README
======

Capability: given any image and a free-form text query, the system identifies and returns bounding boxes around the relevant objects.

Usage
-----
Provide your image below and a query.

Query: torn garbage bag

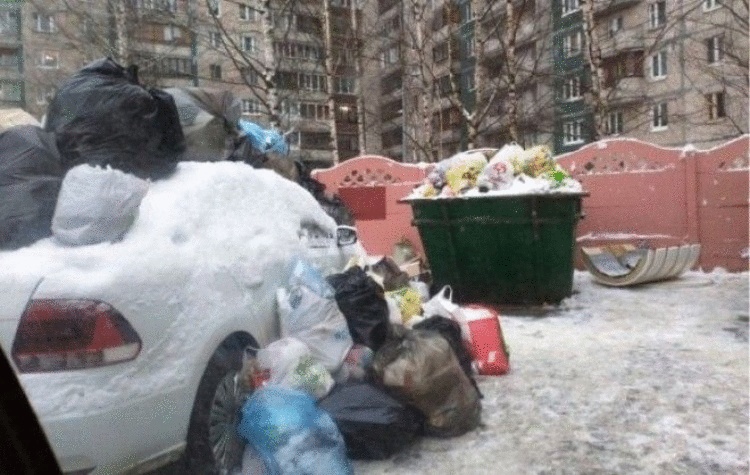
[326,266,390,351]
[318,381,424,460]
[237,386,353,475]
[51,164,149,246]
[44,57,185,180]
[0,125,63,250]
[372,326,481,438]
[256,337,334,400]
[277,259,353,372]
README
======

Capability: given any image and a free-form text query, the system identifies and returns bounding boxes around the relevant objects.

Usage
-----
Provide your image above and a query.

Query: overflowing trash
[409,144,583,199]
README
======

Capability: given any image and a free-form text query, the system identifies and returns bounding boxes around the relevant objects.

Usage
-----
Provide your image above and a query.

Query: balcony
[600,29,644,59]
[594,0,642,18]
[604,76,646,106]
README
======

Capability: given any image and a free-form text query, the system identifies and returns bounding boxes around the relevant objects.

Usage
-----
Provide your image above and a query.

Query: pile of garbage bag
[0,57,353,249]
[410,143,583,199]
[232,252,515,474]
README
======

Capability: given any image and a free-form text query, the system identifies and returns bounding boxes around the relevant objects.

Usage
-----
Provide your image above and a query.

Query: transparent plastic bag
[257,337,334,400]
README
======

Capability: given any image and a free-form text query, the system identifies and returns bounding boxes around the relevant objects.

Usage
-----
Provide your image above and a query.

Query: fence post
[683,148,701,248]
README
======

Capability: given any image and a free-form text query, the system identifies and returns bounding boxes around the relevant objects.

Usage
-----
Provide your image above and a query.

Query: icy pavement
[353,270,749,475]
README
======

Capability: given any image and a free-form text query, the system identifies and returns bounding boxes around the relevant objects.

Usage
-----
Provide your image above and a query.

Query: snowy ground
[352,270,749,475]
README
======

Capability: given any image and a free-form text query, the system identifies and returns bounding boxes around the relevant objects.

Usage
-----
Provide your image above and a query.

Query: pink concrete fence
[312,136,749,272]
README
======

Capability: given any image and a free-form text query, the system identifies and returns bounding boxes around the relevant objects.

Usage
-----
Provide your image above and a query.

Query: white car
[0,161,362,474]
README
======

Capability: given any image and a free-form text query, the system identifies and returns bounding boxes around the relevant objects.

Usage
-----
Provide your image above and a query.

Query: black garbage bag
[318,381,424,460]
[295,161,354,225]
[413,316,481,397]
[327,267,390,352]
[45,57,185,180]
[0,125,63,250]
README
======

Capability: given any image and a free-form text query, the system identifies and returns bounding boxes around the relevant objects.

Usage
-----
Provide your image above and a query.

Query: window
[703,0,720,11]
[241,67,258,85]
[606,111,623,135]
[651,102,668,130]
[649,1,666,28]
[650,50,667,79]
[609,17,623,37]
[465,72,475,91]
[242,36,256,53]
[164,25,182,42]
[299,73,326,92]
[381,44,399,66]
[0,10,19,37]
[561,0,580,16]
[241,98,262,115]
[209,64,222,79]
[209,31,221,48]
[562,76,581,101]
[33,13,55,33]
[160,57,191,77]
[563,31,583,57]
[208,0,222,17]
[436,74,452,97]
[462,37,474,57]
[300,131,332,150]
[36,86,55,105]
[380,71,402,94]
[38,51,59,69]
[0,81,21,101]
[706,92,726,120]
[563,120,584,145]
[299,102,329,120]
[281,99,299,117]
[382,14,400,36]
[0,50,20,70]
[135,0,176,11]
[239,4,256,21]
[334,77,356,94]
[706,35,724,63]
[433,41,449,63]
[459,2,472,22]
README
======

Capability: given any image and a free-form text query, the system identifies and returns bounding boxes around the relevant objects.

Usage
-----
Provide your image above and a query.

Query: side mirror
[336,226,358,247]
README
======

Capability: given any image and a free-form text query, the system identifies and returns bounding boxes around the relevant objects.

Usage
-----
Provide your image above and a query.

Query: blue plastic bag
[238,119,289,156]
[237,386,353,475]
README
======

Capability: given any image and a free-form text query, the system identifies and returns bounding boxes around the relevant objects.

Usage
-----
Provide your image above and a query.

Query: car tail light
[11,299,142,373]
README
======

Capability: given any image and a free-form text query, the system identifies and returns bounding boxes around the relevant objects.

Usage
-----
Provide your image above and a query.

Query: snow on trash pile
[407,144,583,199]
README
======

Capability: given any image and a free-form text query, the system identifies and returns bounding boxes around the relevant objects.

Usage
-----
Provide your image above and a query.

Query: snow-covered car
[0,161,362,474]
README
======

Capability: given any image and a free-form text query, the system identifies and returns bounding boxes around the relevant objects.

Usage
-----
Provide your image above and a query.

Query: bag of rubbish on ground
[0,125,63,250]
[277,259,353,372]
[413,316,481,395]
[332,344,375,383]
[318,380,424,460]
[237,386,353,475]
[44,58,185,180]
[51,164,149,246]
[372,325,481,437]
[421,285,471,343]
[256,337,334,400]
[326,266,391,352]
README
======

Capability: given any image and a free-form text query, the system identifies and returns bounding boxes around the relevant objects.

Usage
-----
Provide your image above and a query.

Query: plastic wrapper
[332,344,375,383]
[386,287,423,325]
[256,337,334,400]
[318,381,424,460]
[237,386,353,475]
[238,119,289,156]
[51,165,149,246]
[372,326,481,437]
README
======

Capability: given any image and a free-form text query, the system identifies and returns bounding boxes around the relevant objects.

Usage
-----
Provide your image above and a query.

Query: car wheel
[184,336,254,475]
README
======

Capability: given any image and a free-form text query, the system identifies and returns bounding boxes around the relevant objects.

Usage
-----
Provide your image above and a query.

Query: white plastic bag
[51,164,149,245]
[257,337,334,400]
[420,285,471,342]
[277,284,353,373]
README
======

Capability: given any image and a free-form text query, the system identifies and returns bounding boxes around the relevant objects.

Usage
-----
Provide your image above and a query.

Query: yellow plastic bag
[386,287,423,324]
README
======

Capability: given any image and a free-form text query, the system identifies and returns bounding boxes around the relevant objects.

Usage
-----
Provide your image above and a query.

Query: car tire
[184,335,254,475]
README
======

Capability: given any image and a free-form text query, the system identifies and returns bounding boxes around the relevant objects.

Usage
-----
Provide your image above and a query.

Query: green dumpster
[405,192,587,305]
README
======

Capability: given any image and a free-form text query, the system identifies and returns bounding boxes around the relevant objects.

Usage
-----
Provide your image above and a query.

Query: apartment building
[10,0,362,167]
[553,0,748,153]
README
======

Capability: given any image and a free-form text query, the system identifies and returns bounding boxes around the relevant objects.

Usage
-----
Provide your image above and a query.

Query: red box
[462,304,510,376]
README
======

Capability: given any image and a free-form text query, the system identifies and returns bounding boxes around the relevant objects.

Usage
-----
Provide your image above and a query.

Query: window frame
[563,119,584,145]
[38,51,59,69]
[606,110,623,135]
[241,35,256,53]
[562,76,582,101]
[651,101,668,130]
[563,30,583,58]
[609,16,623,38]
[561,0,580,16]
[706,35,724,64]
[34,12,55,33]
[648,1,666,29]
[209,63,222,80]
[702,0,720,11]
[706,92,726,120]
[241,98,263,115]
[239,4,255,21]
[650,50,667,79]
[209,31,222,48]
